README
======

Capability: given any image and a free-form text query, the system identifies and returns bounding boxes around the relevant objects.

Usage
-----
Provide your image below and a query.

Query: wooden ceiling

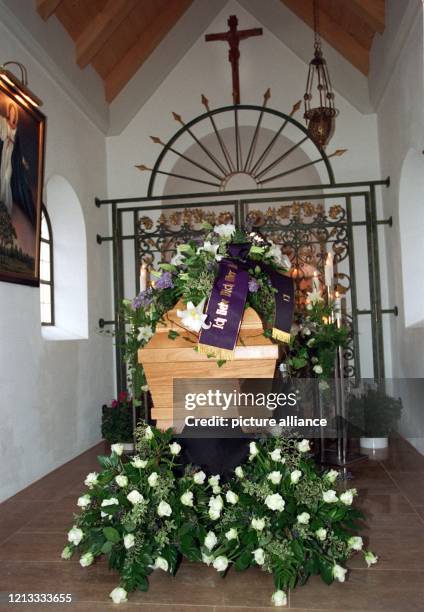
[36,0,384,103]
[36,0,193,102]
[281,0,385,74]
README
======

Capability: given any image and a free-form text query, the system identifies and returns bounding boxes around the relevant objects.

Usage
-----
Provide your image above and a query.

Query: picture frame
[0,79,46,286]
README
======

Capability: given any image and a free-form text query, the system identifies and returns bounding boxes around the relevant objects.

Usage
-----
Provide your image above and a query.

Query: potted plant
[348,385,402,453]
[101,392,135,452]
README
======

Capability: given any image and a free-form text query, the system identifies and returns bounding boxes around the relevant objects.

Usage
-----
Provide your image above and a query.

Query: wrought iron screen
[97,181,394,393]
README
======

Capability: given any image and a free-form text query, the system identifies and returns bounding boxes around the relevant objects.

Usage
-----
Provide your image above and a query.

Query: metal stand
[319,305,366,472]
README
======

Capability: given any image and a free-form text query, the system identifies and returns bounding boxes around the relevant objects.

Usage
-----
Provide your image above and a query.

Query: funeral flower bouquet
[123,222,294,366]
[62,422,377,606]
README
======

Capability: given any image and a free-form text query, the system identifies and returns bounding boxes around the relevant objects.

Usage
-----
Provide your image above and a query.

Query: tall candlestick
[324,251,333,287]
[312,270,320,293]
[139,262,148,292]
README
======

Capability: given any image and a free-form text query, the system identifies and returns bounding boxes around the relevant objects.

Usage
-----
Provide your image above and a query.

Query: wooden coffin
[138,300,278,430]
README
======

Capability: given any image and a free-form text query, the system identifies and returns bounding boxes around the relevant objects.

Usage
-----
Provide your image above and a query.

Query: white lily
[137,325,153,343]
[177,299,210,333]
[197,241,222,261]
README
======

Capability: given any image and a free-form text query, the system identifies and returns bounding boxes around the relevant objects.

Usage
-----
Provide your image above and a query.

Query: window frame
[40,205,55,326]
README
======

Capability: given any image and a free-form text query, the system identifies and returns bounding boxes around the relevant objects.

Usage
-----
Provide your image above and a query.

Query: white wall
[370,0,424,448]
[0,15,114,501]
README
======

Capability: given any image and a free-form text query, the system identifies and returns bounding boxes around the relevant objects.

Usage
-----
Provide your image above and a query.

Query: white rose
[297,512,310,525]
[265,493,285,512]
[213,555,229,572]
[269,448,282,462]
[225,528,238,541]
[144,426,154,440]
[204,531,218,551]
[61,546,73,559]
[271,590,288,607]
[290,470,302,484]
[84,472,98,488]
[67,526,83,546]
[209,508,221,520]
[127,490,144,505]
[109,587,127,604]
[313,364,323,374]
[268,471,282,485]
[79,552,94,567]
[253,548,265,566]
[169,442,181,456]
[193,471,206,484]
[322,489,338,503]
[364,550,378,567]
[249,441,258,457]
[115,475,128,488]
[348,536,363,551]
[131,456,148,469]
[180,491,194,507]
[77,494,91,508]
[124,534,135,549]
[297,439,311,453]
[209,495,224,512]
[208,475,220,487]
[111,443,124,456]
[202,552,214,565]
[340,489,356,506]
[234,466,244,478]
[141,384,149,392]
[226,490,238,505]
[325,469,339,483]
[333,563,347,582]
[148,472,159,487]
[157,500,172,517]
[101,497,119,507]
[316,528,327,541]
[251,517,265,531]
[153,556,169,572]
[214,223,235,239]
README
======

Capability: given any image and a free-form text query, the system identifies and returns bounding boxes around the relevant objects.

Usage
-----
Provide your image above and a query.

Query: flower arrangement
[123,223,347,395]
[62,423,377,606]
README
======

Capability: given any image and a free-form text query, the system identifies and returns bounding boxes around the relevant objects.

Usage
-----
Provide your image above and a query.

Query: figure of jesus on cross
[205,15,263,105]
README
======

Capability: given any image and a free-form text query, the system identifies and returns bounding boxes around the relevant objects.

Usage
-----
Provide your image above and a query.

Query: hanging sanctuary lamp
[303,0,337,148]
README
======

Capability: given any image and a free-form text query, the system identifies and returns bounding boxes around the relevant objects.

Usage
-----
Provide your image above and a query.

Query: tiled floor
[0,437,423,611]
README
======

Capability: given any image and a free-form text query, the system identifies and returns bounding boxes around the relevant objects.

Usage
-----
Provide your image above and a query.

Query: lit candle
[139,262,148,292]
[324,251,333,287]
[312,270,320,293]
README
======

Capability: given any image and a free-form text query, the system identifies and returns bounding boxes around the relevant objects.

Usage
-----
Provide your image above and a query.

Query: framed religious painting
[0,80,46,285]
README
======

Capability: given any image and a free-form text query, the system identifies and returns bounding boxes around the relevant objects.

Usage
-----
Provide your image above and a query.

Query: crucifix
[205,15,263,105]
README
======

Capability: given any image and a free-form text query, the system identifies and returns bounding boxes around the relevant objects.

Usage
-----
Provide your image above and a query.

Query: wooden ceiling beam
[104,0,193,102]
[281,0,369,74]
[346,0,385,35]
[75,0,139,69]
[36,0,64,21]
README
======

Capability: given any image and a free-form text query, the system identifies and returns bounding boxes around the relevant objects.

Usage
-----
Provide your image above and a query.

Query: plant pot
[360,436,388,450]
[360,436,389,461]
[120,442,135,453]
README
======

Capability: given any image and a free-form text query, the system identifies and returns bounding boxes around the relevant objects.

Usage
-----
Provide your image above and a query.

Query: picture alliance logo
[184,389,298,411]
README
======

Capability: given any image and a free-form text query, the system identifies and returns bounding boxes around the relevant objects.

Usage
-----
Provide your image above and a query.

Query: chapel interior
[0,0,423,610]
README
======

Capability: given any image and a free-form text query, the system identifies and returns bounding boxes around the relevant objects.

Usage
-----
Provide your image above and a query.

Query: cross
[205,15,263,105]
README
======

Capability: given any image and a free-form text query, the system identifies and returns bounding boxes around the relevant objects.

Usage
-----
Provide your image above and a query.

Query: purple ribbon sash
[198,259,249,360]
[198,243,295,359]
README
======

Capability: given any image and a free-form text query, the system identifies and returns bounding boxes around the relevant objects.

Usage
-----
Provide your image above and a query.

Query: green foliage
[348,385,402,437]
[101,396,134,443]
[64,424,374,605]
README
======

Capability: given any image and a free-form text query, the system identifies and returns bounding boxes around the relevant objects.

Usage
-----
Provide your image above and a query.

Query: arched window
[40,206,54,326]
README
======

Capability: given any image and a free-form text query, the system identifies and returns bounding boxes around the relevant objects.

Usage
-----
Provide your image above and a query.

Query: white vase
[360,436,388,450]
